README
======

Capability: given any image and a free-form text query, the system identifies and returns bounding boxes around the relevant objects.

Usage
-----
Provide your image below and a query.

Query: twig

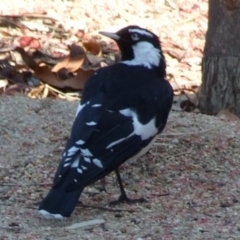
[78,203,138,212]
[165,151,192,159]
[161,123,228,137]
[0,182,51,186]
[45,84,80,100]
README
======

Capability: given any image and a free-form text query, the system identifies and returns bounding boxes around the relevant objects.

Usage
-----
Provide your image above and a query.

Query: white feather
[75,139,85,145]
[86,121,97,126]
[106,132,134,149]
[92,104,102,107]
[83,157,91,163]
[81,148,93,157]
[71,156,80,168]
[67,146,79,156]
[93,158,103,168]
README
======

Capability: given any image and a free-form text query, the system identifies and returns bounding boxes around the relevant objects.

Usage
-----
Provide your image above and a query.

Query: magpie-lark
[39,25,173,219]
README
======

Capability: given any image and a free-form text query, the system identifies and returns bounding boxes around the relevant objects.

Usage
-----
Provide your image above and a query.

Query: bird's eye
[131,33,139,41]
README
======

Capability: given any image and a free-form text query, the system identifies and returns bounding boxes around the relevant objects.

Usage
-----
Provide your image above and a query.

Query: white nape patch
[93,158,103,168]
[75,103,85,117]
[92,104,102,107]
[67,146,79,156]
[74,179,77,182]
[58,175,62,178]
[120,108,158,140]
[122,41,160,69]
[75,139,85,145]
[83,156,91,163]
[64,163,71,167]
[77,168,83,174]
[39,210,64,220]
[128,28,153,38]
[81,148,93,157]
[86,121,97,126]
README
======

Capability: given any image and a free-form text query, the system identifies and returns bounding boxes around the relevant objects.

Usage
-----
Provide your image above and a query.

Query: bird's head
[99,25,166,76]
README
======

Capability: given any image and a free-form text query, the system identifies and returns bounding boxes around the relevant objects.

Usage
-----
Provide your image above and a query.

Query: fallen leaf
[34,66,93,90]
[34,66,65,88]
[83,41,102,56]
[52,45,86,72]
[4,83,29,95]
[63,68,94,89]
[0,79,8,89]
[14,47,39,70]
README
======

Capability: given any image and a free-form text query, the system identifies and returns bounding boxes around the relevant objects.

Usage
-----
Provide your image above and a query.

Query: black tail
[39,183,83,219]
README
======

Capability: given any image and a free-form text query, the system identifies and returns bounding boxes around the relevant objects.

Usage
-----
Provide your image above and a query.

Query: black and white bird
[39,25,173,219]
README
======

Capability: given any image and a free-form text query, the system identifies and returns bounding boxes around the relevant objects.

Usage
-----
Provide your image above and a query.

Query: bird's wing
[53,101,156,191]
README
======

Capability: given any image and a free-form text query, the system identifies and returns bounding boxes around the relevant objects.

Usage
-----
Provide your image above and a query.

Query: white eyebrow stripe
[128,29,153,38]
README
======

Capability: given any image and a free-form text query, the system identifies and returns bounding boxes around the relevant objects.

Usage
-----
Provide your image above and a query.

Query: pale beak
[99,31,120,40]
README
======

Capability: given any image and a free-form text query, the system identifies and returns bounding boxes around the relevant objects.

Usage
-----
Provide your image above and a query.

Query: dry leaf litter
[1,0,240,240]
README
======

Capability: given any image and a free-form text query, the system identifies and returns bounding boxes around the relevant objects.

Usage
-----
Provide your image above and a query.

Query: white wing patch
[120,108,158,140]
[122,41,161,69]
[93,158,103,168]
[132,115,157,140]
[128,28,153,38]
[119,108,133,117]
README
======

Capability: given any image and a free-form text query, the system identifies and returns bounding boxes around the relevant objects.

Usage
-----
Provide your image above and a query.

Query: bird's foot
[109,193,147,206]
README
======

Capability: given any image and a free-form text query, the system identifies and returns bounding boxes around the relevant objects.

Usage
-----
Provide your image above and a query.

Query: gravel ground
[1,0,240,239]
[1,95,240,239]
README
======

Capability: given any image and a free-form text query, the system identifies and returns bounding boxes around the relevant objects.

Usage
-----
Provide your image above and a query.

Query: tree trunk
[199,0,240,115]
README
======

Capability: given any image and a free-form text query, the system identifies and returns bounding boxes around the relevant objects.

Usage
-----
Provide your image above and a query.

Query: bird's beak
[99,31,120,40]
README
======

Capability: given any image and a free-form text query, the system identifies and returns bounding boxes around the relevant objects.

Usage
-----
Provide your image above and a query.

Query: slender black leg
[109,168,147,205]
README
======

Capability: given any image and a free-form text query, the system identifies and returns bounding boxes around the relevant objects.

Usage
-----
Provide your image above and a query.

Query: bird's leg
[109,168,147,205]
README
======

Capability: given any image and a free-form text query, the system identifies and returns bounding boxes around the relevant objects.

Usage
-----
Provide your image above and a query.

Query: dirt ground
[1,96,240,240]
[2,0,240,240]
